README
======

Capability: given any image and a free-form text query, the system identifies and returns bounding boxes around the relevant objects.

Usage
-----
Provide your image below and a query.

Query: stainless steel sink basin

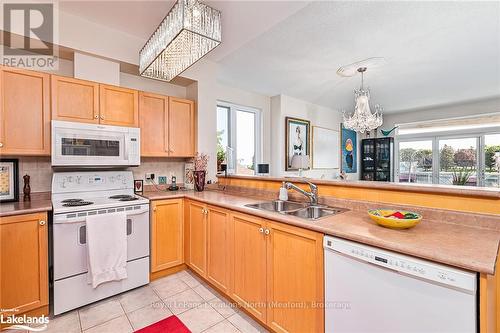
[286,206,345,220]
[245,200,308,213]
[245,200,346,220]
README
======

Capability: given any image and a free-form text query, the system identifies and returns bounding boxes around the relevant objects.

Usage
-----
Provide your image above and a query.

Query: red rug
[134,315,191,333]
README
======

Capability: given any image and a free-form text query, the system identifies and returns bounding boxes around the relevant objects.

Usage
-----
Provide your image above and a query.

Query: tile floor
[6,270,268,333]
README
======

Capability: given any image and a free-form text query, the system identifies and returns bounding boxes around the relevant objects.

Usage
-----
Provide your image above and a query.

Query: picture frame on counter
[0,158,19,203]
[134,179,144,194]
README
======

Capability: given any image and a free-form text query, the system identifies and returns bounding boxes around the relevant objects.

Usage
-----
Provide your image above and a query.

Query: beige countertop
[0,192,52,217]
[142,190,500,275]
[217,174,500,199]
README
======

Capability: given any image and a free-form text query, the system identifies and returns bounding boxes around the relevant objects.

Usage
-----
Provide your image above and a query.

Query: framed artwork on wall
[0,159,19,202]
[285,117,311,171]
[341,124,358,173]
[134,179,144,194]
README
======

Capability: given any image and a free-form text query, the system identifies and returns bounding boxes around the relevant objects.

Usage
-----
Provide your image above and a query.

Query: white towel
[86,212,128,288]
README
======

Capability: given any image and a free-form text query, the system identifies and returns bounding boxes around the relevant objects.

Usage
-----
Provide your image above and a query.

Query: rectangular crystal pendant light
[139,0,221,81]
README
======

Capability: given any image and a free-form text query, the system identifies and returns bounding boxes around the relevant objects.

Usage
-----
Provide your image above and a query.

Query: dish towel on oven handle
[86,212,128,288]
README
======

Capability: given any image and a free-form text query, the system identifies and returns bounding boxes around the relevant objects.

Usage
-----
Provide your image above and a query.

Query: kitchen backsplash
[15,156,187,193]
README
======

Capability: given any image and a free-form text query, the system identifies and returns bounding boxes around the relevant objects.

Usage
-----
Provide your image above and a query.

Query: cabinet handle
[264,229,270,235]
[100,115,104,120]
[259,227,264,233]
[39,220,46,226]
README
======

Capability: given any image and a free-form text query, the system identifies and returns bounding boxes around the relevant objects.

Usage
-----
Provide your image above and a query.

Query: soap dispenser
[279,182,288,201]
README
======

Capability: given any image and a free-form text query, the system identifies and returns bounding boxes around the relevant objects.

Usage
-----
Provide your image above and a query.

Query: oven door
[51,121,139,166]
[52,205,150,281]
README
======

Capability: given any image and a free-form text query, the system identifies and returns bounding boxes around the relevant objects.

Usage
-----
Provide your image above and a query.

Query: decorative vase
[193,170,206,192]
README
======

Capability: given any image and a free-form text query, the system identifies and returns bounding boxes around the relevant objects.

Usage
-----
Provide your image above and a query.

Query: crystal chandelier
[342,67,383,133]
[139,0,221,82]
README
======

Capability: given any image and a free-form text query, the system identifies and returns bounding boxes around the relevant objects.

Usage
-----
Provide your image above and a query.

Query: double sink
[245,200,346,220]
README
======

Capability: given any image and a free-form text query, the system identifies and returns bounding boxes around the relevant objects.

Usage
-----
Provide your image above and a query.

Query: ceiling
[59,1,500,113]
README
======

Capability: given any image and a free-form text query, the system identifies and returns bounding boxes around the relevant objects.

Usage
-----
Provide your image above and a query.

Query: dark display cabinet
[361,137,394,182]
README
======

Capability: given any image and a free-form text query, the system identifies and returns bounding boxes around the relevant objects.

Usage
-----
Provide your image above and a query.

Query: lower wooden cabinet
[0,213,48,316]
[206,205,231,294]
[151,199,184,272]
[187,201,207,277]
[266,220,324,333]
[230,212,268,322]
[156,200,325,333]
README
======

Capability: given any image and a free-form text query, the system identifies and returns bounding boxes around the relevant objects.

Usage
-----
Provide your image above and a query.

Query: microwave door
[53,128,126,166]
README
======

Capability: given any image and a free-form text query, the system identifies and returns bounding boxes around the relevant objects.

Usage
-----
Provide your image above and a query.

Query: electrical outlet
[145,173,155,181]
[158,176,167,185]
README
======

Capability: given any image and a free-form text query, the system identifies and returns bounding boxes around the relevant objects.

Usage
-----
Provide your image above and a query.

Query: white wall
[74,53,120,85]
[270,95,360,180]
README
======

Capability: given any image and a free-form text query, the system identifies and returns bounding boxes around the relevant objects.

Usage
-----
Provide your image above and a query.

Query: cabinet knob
[0,142,3,148]
[153,207,157,212]
[39,220,46,226]
[264,229,270,235]
[258,227,264,233]
[94,115,98,119]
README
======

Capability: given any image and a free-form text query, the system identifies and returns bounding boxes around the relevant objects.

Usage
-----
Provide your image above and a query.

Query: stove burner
[109,195,134,200]
[62,201,94,207]
[61,198,83,203]
[119,197,139,201]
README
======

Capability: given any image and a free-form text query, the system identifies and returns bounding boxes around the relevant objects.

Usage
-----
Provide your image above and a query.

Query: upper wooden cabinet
[51,75,99,124]
[168,97,196,157]
[0,212,48,316]
[151,199,184,272]
[100,84,139,127]
[139,92,169,157]
[0,66,50,155]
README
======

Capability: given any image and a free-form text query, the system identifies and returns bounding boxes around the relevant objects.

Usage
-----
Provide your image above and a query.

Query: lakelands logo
[1,2,58,70]
[0,313,49,331]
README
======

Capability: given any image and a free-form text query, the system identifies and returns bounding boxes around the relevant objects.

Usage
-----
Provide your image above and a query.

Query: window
[396,130,500,188]
[216,102,261,175]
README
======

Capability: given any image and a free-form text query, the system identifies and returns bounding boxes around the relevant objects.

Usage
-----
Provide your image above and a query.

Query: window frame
[395,127,500,187]
[217,100,262,175]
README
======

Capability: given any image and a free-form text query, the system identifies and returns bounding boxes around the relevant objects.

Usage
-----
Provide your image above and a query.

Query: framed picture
[341,124,358,173]
[0,159,19,202]
[134,179,144,194]
[312,126,340,169]
[285,117,311,171]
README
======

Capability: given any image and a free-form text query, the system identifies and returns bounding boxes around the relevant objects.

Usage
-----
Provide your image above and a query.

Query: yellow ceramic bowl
[368,209,422,229]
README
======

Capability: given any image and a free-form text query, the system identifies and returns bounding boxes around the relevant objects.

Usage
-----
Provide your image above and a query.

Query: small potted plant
[193,152,209,191]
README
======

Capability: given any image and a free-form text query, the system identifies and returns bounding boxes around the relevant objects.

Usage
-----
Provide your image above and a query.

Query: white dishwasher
[324,236,477,333]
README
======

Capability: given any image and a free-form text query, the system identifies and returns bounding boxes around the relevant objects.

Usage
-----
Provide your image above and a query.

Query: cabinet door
[187,201,207,277]
[266,221,324,333]
[0,66,50,155]
[230,212,267,322]
[168,97,195,157]
[151,199,184,272]
[0,213,48,315]
[206,205,230,293]
[99,84,138,127]
[139,92,169,157]
[51,75,99,124]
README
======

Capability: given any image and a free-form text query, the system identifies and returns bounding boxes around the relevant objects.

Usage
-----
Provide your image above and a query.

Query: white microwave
[51,121,140,167]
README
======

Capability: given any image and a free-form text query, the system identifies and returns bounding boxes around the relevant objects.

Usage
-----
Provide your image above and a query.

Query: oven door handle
[78,218,133,245]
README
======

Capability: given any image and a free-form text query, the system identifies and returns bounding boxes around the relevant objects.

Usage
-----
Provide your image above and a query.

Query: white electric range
[51,171,150,315]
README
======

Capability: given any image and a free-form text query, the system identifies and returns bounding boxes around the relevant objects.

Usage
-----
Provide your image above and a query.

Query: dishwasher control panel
[324,236,477,292]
